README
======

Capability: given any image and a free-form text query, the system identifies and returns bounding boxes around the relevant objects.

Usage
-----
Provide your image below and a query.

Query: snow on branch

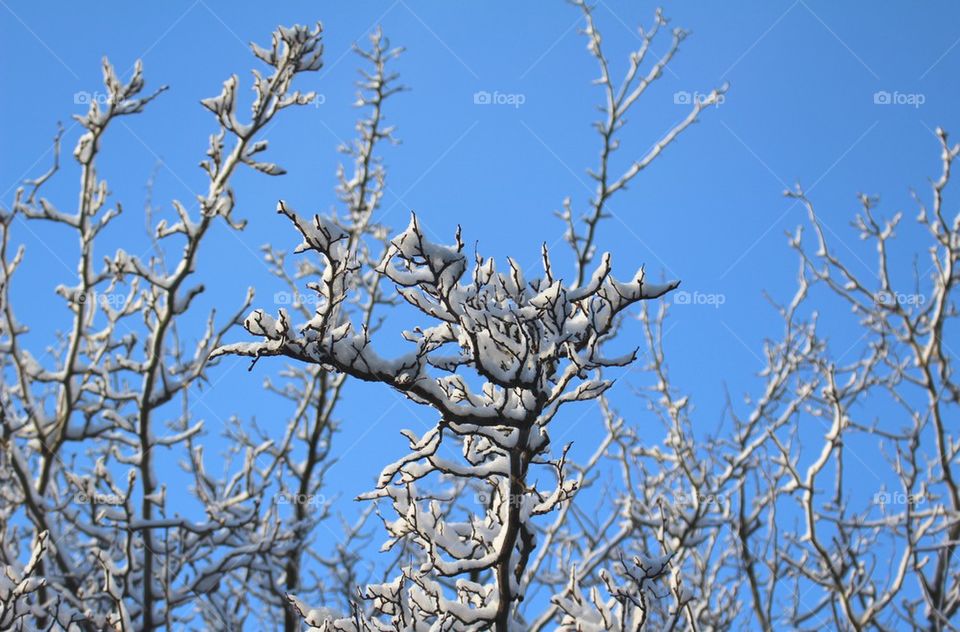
[216,199,677,628]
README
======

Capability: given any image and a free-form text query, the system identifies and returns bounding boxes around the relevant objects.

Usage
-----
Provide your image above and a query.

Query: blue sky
[2,0,959,619]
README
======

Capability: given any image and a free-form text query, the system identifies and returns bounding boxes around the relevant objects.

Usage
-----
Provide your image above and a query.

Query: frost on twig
[220,4,729,630]
[0,531,50,629]
[245,28,404,631]
[561,0,726,287]
[218,198,677,629]
[540,129,960,631]
[1,22,326,631]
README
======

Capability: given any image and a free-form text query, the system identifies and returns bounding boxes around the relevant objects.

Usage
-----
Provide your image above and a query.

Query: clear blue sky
[2,0,959,618]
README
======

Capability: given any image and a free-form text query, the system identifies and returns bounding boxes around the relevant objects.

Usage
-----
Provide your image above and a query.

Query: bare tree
[755,130,960,630]
[220,3,724,630]
[242,28,404,632]
[222,200,683,630]
[222,6,959,632]
[7,3,950,632]
[0,22,342,631]
[530,125,960,631]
